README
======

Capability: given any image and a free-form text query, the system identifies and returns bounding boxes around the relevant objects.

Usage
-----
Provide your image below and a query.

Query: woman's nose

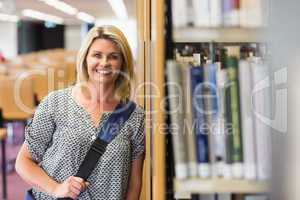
[100,56,109,66]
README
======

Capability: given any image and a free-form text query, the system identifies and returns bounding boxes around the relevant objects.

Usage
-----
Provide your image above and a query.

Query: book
[181,64,198,178]
[191,66,211,178]
[193,0,210,27]
[239,59,257,180]
[223,0,240,27]
[203,63,219,177]
[240,0,263,27]
[167,60,188,179]
[186,0,195,26]
[244,195,268,200]
[226,56,244,179]
[199,194,216,200]
[210,0,223,27]
[232,194,245,200]
[172,0,188,27]
[250,57,272,180]
[224,73,233,179]
[215,67,228,177]
[218,194,232,200]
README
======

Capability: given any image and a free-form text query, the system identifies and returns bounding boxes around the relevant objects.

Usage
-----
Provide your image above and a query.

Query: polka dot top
[24,86,145,199]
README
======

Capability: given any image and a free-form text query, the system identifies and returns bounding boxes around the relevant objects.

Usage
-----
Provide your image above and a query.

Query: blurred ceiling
[0,0,136,24]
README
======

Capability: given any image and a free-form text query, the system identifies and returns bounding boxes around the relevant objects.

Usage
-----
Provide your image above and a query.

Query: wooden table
[0,128,7,200]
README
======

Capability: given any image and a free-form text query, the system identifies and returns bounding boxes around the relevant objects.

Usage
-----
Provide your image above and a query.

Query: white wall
[96,19,138,59]
[0,22,17,59]
[64,25,82,51]
[269,1,300,200]
[64,21,138,59]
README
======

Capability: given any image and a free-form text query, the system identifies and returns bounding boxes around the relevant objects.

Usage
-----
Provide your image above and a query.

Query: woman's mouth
[94,68,113,75]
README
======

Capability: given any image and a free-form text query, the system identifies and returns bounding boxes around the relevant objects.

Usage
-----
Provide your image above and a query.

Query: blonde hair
[76,25,134,102]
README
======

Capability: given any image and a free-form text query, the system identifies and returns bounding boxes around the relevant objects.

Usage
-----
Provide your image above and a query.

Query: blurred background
[0,0,139,199]
[0,0,297,200]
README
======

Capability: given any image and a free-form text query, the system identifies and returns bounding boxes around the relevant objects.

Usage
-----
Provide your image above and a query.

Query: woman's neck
[80,81,118,104]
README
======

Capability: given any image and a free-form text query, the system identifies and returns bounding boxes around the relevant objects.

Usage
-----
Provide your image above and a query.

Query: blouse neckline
[67,86,112,130]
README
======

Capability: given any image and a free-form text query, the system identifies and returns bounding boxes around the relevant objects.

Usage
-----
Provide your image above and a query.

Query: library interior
[0,0,298,200]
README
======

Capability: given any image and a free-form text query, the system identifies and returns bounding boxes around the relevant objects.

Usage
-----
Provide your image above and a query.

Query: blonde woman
[16,25,145,200]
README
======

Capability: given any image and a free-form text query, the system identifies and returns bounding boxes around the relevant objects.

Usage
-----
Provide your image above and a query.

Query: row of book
[172,0,267,28]
[191,194,267,200]
[166,47,272,181]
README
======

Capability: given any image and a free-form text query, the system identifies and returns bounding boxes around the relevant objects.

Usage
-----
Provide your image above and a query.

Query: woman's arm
[15,143,59,194]
[125,156,144,200]
[15,92,87,199]
[16,143,88,199]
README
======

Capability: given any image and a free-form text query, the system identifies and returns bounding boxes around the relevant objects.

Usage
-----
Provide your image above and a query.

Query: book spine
[172,0,188,27]
[240,0,263,27]
[191,66,211,178]
[203,63,219,177]
[250,57,272,180]
[223,0,240,27]
[167,60,188,179]
[239,60,257,180]
[181,64,198,178]
[226,57,244,179]
[215,68,228,177]
[187,0,195,26]
[210,0,223,27]
[244,194,269,200]
[192,0,211,27]
[217,193,232,200]
[224,79,233,179]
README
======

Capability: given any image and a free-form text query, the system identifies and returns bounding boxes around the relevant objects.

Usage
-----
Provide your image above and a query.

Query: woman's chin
[90,77,114,85]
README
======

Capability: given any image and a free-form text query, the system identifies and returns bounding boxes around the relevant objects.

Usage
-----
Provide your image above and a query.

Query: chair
[0,73,35,199]
[0,125,7,200]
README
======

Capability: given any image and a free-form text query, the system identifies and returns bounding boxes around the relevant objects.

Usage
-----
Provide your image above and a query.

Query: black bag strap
[59,100,136,200]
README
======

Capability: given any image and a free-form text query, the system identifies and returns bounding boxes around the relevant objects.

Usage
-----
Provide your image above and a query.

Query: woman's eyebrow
[92,50,121,54]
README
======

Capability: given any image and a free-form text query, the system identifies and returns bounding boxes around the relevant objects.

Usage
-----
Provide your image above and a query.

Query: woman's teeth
[95,69,112,75]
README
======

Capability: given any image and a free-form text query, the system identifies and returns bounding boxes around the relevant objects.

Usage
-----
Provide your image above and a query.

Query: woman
[15,25,145,200]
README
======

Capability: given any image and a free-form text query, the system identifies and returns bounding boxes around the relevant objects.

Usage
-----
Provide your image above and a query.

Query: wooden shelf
[173,27,266,43]
[174,178,269,194]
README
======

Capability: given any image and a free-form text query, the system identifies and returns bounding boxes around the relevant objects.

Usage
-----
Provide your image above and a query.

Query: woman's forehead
[89,38,121,53]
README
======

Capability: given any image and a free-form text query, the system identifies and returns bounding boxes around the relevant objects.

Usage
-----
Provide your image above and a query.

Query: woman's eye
[94,53,102,58]
[110,55,120,60]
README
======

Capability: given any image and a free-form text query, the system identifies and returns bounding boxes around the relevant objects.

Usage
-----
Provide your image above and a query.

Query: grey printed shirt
[24,86,145,200]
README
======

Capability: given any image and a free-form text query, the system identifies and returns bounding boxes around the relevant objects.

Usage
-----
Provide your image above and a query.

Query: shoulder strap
[59,101,136,200]
[98,100,137,142]
[78,100,136,179]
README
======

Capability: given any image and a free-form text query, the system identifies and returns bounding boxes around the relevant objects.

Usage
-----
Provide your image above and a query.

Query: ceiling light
[39,0,77,15]
[76,12,95,24]
[0,13,19,22]
[107,0,128,20]
[22,9,64,24]
[0,2,3,8]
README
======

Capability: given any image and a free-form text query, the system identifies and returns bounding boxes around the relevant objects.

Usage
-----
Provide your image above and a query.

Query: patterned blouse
[24,86,145,200]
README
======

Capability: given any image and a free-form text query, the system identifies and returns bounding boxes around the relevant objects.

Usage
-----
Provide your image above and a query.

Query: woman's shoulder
[130,102,145,119]
[134,104,144,114]
[39,86,73,105]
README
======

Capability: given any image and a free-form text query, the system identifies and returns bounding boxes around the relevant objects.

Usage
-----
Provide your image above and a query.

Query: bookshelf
[136,0,151,200]
[173,27,266,43]
[151,0,167,199]
[174,178,269,194]
[137,0,271,199]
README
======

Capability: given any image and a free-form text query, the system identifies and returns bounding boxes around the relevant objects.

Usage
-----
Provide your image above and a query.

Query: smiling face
[86,38,123,86]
